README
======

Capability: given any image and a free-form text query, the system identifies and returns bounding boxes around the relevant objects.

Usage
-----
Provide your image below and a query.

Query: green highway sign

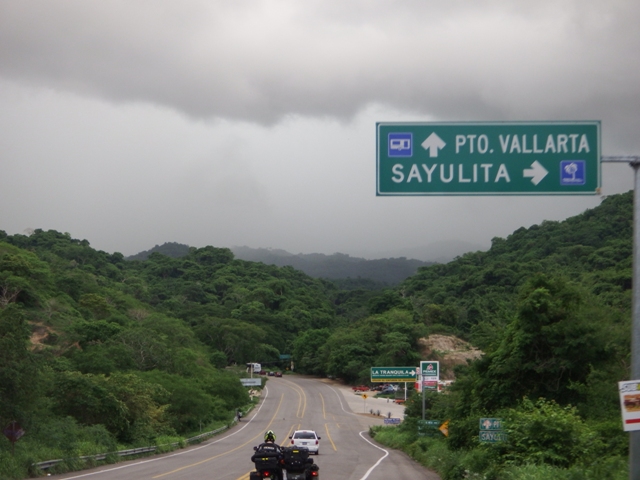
[479,418,503,431]
[479,431,508,443]
[371,366,417,382]
[417,419,441,437]
[479,418,507,443]
[376,121,601,195]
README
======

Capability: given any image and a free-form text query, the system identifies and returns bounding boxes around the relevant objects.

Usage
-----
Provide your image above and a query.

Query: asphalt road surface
[49,376,441,480]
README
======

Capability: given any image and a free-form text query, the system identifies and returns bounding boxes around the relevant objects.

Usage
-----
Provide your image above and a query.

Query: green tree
[0,305,42,424]
[292,328,330,375]
[51,371,170,442]
[463,275,615,411]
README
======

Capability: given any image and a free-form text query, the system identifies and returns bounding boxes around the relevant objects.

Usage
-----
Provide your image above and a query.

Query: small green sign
[417,419,440,437]
[420,361,439,379]
[479,418,503,430]
[479,417,507,443]
[371,366,417,382]
[479,431,508,443]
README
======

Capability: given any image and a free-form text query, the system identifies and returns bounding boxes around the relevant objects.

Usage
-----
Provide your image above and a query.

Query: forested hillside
[0,191,635,479]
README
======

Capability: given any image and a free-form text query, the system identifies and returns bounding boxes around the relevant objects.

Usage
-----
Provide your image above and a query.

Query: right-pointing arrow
[523,160,548,185]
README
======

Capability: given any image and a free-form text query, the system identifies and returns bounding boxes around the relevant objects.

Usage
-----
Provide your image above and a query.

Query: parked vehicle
[378,386,396,395]
[246,363,262,373]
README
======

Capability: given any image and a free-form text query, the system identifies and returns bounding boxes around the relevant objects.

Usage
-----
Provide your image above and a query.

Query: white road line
[327,385,389,479]
[357,431,389,480]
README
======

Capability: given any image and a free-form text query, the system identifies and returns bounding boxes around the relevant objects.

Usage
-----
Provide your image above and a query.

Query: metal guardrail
[33,423,233,471]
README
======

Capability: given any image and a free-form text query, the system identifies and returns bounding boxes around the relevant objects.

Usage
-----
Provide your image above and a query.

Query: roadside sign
[479,418,507,443]
[371,366,417,382]
[417,419,441,437]
[240,378,262,386]
[377,121,601,195]
[480,418,503,430]
[384,418,401,425]
[420,361,439,381]
[3,421,25,443]
[620,380,640,431]
[439,420,449,437]
[480,431,508,442]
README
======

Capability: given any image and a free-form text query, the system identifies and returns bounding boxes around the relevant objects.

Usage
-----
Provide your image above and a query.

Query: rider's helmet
[264,430,276,442]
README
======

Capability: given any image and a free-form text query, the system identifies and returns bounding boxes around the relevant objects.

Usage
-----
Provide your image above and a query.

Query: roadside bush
[501,398,603,468]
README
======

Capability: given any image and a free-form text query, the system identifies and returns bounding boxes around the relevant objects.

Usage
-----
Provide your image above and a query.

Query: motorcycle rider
[252,430,283,480]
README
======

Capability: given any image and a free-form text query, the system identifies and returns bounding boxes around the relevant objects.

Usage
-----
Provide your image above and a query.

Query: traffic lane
[279,376,440,480]
[47,384,296,480]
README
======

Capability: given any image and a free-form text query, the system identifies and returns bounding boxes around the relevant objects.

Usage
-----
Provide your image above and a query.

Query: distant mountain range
[125,242,452,285]
[366,239,486,263]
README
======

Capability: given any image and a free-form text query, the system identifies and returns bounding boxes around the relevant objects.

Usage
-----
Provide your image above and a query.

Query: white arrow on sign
[421,133,446,158]
[523,160,548,185]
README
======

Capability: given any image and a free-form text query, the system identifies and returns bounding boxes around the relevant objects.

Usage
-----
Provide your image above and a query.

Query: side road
[319,378,406,424]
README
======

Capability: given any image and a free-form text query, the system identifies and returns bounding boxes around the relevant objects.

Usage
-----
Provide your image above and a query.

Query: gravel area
[320,379,407,424]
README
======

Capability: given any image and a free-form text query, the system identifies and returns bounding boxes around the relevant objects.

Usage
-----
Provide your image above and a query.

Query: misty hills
[126,243,434,285]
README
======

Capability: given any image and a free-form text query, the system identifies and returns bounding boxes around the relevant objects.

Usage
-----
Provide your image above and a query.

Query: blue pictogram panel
[560,160,586,186]
[388,133,412,157]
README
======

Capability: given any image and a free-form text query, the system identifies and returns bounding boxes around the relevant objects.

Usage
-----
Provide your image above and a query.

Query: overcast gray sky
[1,1,638,260]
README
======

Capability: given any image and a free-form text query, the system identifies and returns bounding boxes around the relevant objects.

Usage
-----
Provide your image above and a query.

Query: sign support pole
[421,373,425,421]
[602,156,640,480]
[631,158,640,480]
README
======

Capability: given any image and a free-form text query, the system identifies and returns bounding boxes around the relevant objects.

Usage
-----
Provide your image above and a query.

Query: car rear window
[294,432,316,439]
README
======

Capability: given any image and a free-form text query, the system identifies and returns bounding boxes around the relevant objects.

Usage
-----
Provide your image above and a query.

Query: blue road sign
[388,132,413,157]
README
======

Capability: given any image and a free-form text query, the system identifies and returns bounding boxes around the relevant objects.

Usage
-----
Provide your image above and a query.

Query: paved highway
[49,376,440,480]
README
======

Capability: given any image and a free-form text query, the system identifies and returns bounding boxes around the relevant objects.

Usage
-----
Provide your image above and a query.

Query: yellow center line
[283,423,297,448]
[324,423,337,451]
[319,392,326,420]
[281,378,307,419]
[152,393,285,479]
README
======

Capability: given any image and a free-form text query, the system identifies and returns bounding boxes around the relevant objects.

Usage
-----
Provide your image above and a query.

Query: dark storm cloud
[2,1,639,146]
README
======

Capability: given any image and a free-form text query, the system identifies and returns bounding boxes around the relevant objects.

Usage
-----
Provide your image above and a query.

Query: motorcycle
[283,462,319,480]
[250,444,282,480]
[250,445,319,480]
[281,446,319,480]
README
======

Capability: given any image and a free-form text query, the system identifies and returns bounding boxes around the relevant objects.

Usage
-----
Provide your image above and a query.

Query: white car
[289,430,321,454]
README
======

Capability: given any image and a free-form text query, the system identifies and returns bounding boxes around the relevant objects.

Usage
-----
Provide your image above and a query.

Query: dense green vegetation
[0,191,635,479]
